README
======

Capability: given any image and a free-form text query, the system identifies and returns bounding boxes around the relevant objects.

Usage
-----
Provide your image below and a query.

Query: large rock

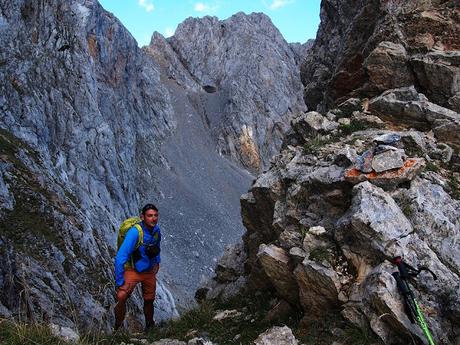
[301,0,460,111]
[215,242,247,283]
[294,259,341,315]
[291,111,339,138]
[337,181,460,343]
[254,326,299,345]
[396,178,460,273]
[368,86,460,148]
[410,51,460,110]
[336,181,414,263]
[257,244,298,305]
[342,265,430,345]
[371,147,406,173]
[364,41,413,91]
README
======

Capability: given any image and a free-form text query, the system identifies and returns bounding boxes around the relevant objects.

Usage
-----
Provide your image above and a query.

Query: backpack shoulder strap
[133,223,143,249]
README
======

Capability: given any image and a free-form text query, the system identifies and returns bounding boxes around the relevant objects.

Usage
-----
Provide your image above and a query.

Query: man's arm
[156,225,161,263]
[114,228,139,286]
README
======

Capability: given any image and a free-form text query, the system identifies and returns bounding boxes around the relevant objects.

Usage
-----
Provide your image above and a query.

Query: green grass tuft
[339,121,367,135]
[0,319,67,345]
[303,135,333,154]
[448,176,460,200]
[425,161,440,172]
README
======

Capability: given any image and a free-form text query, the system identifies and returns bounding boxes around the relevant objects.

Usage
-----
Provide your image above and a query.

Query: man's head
[140,203,159,229]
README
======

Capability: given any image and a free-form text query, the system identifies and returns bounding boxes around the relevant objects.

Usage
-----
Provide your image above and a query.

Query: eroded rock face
[0,0,178,330]
[301,0,460,112]
[164,13,307,171]
[2,0,313,329]
[202,94,460,344]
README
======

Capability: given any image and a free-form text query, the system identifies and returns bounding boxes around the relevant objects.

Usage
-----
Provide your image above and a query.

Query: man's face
[141,209,159,228]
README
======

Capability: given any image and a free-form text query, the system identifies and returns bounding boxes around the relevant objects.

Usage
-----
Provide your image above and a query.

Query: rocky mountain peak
[159,12,307,171]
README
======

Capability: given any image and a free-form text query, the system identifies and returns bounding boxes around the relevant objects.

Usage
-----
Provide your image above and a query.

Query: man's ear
[140,213,144,221]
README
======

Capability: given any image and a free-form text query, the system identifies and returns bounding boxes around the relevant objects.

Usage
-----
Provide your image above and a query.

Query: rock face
[1,0,177,330]
[163,13,307,171]
[254,326,299,345]
[202,71,460,345]
[301,0,460,113]
[0,0,306,333]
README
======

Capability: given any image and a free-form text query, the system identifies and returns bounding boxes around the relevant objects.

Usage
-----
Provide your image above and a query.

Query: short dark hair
[141,203,158,215]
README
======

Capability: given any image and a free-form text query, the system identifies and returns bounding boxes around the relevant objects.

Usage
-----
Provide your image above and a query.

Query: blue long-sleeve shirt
[115,222,161,287]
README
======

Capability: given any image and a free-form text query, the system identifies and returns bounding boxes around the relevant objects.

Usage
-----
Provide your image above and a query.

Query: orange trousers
[114,264,159,329]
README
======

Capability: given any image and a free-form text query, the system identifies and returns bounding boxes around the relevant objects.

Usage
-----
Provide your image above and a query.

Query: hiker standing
[114,203,161,331]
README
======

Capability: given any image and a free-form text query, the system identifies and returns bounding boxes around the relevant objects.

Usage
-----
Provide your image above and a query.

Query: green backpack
[117,217,160,269]
[117,217,144,269]
[117,217,144,248]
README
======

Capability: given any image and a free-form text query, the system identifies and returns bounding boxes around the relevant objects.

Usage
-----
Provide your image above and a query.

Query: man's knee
[117,289,130,302]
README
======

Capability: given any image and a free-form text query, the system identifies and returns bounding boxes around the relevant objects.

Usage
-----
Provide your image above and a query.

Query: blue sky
[98,0,321,47]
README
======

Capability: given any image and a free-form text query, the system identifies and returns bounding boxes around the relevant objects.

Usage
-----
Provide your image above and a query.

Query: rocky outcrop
[368,86,460,148]
[301,0,460,112]
[0,0,310,332]
[289,39,314,65]
[191,1,459,344]
[254,326,299,345]
[201,86,460,343]
[159,13,307,171]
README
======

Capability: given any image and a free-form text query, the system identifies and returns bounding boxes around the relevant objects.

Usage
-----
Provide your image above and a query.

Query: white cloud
[193,2,219,14]
[138,0,154,12]
[165,27,175,37]
[194,2,208,12]
[269,0,293,10]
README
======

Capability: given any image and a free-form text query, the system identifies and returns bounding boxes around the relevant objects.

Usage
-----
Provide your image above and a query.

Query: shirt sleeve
[114,227,139,286]
[155,225,161,263]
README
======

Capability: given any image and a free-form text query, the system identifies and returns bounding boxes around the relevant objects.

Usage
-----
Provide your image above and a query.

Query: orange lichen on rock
[87,34,98,60]
[345,158,425,186]
[344,168,361,178]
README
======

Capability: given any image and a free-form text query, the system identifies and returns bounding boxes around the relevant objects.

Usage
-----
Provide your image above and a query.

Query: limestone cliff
[0,0,178,330]
[301,0,459,113]
[0,0,307,333]
[201,1,460,344]
[162,13,307,171]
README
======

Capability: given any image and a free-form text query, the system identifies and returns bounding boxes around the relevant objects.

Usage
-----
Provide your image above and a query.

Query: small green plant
[309,247,331,263]
[401,203,413,217]
[448,176,460,200]
[339,121,367,135]
[303,135,332,154]
[300,225,309,240]
[425,161,440,172]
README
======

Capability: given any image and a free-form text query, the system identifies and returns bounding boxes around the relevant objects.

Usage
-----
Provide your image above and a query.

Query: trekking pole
[391,256,437,345]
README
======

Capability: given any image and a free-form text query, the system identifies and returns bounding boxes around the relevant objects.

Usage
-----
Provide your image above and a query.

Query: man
[114,203,161,331]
